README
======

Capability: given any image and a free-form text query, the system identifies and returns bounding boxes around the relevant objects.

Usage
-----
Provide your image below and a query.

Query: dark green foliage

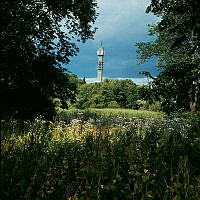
[136,2,200,114]
[0,0,97,120]
[140,63,200,115]
[75,79,142,109]
[140,120,200,199]
[147,0,200,52]
[1,53,78,119]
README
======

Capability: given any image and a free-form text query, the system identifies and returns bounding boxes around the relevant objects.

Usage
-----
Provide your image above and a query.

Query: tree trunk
[189,78,199,113]
[189,30,199,113]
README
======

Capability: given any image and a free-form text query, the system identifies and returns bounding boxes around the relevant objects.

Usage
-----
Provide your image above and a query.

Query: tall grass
[1,114,200,200]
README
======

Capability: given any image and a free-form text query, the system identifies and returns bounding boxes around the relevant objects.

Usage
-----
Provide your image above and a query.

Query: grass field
[89,108,165,118]
[56,108,165,119]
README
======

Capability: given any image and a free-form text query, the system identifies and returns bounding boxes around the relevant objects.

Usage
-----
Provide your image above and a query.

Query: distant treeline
[72,78,149,110]
[70,77,199,115]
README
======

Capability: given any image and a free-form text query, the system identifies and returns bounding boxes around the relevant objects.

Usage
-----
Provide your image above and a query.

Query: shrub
[107,101,120,108]
[95,103,104,108]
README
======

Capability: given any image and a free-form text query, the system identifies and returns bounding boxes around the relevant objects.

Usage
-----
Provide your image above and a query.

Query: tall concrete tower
[97,42,105,82]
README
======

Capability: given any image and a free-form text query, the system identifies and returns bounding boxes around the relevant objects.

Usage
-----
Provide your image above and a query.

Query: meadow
[55,108,164,121]
[1,110,200,200]
[85,108,164,118]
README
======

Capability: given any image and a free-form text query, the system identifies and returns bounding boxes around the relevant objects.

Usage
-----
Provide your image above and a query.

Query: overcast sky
[66,0,159,82]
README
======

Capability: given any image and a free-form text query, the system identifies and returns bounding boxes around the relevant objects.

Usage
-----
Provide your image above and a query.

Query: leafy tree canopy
[74,79,143,110]
[136,0,200,114]
[0,0,98,119]
[146,0,200,52]
[136,24,194,67]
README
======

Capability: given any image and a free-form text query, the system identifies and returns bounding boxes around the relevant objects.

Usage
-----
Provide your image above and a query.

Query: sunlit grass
[89,108,165,118]
[57,108,165,119]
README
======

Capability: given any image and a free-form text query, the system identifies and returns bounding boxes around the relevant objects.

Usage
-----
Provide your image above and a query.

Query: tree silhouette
[0,0,98,119]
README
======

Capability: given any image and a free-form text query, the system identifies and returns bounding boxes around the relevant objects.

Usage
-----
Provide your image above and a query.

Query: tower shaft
[97,44,105,82]
[97,56,103,82]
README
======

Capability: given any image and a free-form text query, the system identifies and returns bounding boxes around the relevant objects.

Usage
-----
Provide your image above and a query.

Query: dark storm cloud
[66,0,159,79]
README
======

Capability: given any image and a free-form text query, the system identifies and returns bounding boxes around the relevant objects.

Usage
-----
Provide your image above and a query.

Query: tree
[146,0,200,52]
[140,63,199,114]
[75,83,101,109]
[74,79,141,109]
[0,0,98,119]
[136,25,193,67]
[136,1,200,114]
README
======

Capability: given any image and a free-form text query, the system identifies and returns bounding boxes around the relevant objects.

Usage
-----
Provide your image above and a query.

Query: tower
[97,42,105,82]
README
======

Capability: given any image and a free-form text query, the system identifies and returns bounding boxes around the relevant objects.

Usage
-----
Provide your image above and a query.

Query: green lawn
[63,108,165,118]
[89,108,165,118]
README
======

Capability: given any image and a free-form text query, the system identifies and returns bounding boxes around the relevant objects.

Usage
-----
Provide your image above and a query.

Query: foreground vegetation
[1,112,200,200]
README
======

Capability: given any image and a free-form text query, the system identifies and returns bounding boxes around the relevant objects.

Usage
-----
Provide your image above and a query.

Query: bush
[139,100,161,112]
[95,103,104,108]
[107,101,120,108]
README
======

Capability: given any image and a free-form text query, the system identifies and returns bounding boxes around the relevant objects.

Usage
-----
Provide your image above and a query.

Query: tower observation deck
[97,43,105,82]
